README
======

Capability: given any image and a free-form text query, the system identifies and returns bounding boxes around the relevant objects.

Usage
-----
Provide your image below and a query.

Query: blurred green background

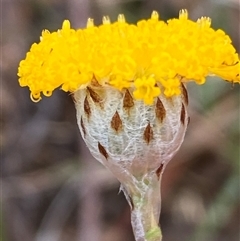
[1,0,240,241]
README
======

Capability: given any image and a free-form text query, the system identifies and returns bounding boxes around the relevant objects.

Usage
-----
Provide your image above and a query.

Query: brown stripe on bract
[84,96,91,117]
[143,122,153,144]
[111,111,122,132]
[156,163,164,180]
[123,89,134,109]
[87,86,102,103]
[155,98,166,122]
[91,75,102,87]
[187,116,190,126]
[98,142,109,160]
[180,103,186,125]
[181,83,188,105]
[80,117,86,137]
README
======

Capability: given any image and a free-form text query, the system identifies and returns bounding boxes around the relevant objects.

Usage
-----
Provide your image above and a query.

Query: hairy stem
[122,174,162,241]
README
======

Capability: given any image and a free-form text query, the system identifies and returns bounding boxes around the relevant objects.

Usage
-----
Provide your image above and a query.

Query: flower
[18,9,239,103]
[18,10,239,241]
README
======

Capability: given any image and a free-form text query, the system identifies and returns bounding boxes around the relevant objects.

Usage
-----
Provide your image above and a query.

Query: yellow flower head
[18,10,240,103]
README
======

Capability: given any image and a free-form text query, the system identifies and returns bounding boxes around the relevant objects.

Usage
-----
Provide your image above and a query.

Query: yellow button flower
[18,10,239,103]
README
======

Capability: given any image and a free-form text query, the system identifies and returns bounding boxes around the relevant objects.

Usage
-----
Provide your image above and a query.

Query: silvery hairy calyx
[74,83,189,241]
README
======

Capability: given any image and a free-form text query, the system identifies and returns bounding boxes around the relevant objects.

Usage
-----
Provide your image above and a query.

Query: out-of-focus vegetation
[1,0,239,241]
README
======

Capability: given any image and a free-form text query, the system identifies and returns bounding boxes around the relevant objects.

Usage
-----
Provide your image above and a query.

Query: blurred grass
[2,0,239,241]
[0,203,6,241]
[188,172,239,241]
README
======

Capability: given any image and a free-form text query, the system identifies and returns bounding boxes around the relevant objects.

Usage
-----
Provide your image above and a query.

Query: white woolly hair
[74,85,188,182]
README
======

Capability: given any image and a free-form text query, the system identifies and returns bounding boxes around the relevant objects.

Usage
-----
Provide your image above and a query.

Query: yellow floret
[18,10,240,104]
[133,76,161,104]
